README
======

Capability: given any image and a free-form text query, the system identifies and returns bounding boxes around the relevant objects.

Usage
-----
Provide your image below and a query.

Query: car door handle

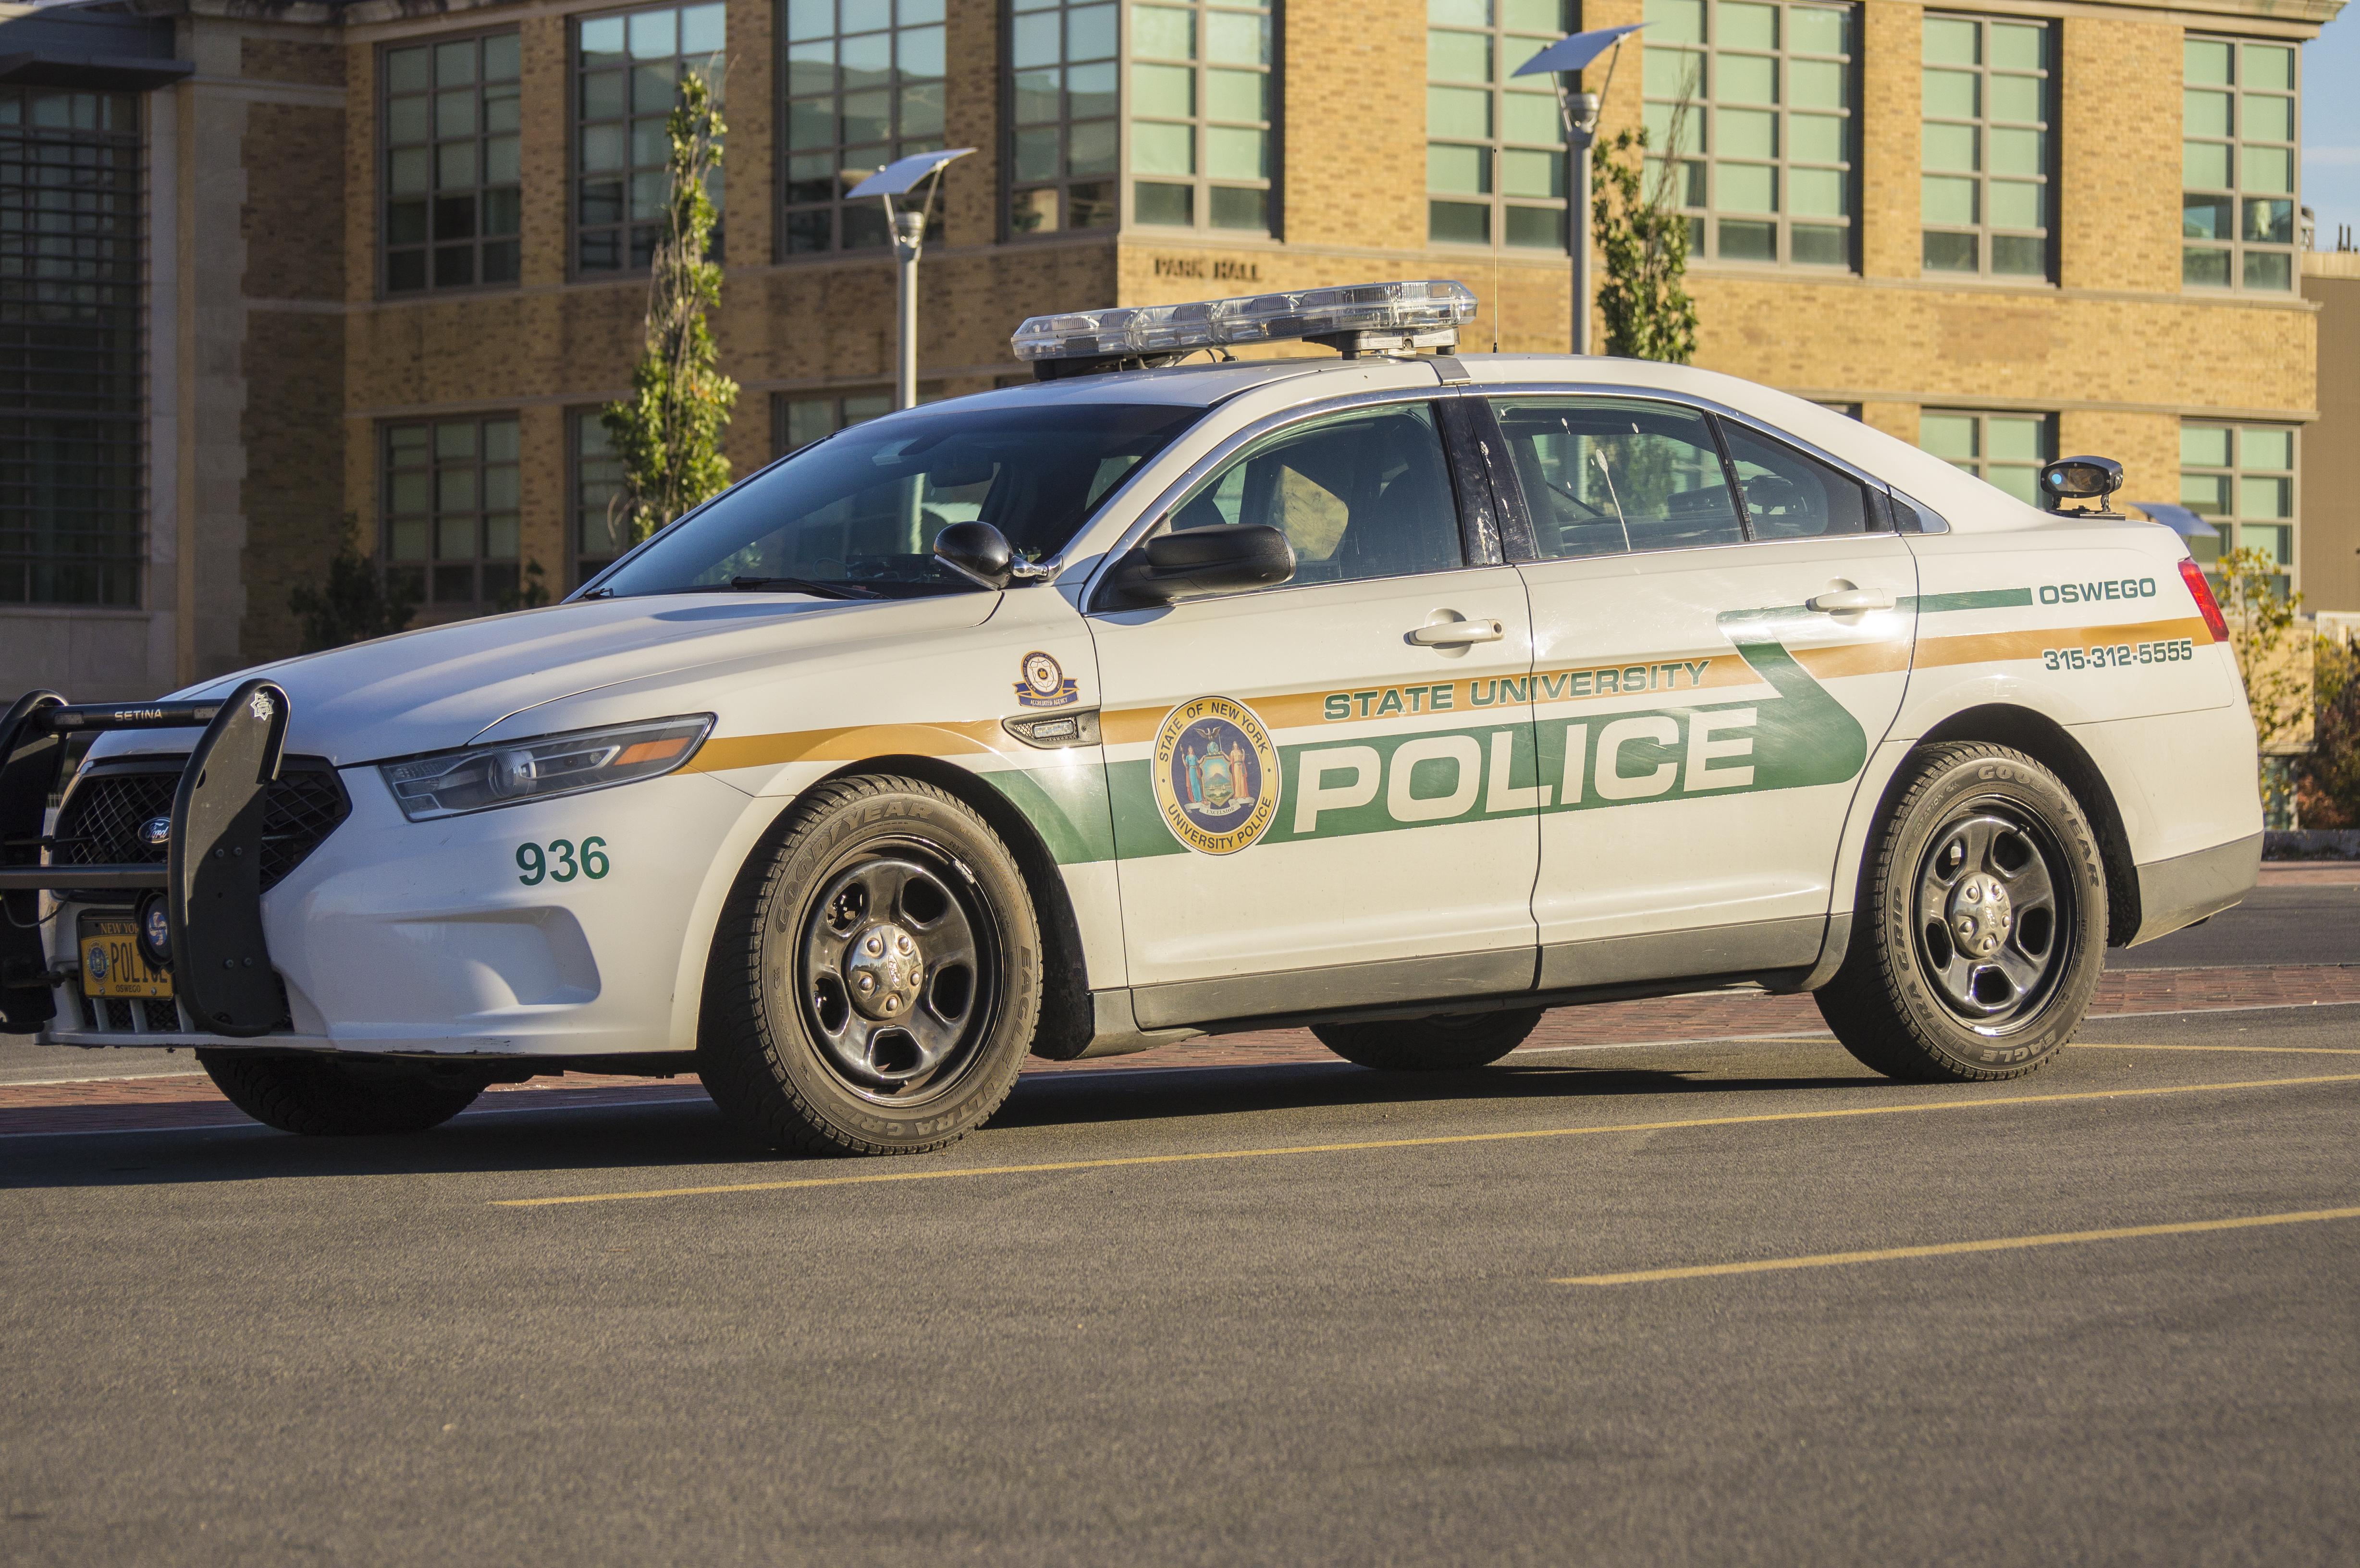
[1408,617,1505,647]
[1806,587,1894,614]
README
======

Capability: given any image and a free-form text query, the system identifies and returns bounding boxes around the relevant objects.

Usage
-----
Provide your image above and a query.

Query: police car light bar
[1011,279,1478,376]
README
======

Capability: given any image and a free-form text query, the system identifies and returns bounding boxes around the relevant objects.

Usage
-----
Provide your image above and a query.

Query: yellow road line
[492,1070,2360,1210]
[1554,1205,2360,1286]
[2076,1042,2360,1056]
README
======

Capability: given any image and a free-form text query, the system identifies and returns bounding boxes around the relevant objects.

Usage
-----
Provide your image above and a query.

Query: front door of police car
[1489,396,1918,986]
[1087,402,1541,1026]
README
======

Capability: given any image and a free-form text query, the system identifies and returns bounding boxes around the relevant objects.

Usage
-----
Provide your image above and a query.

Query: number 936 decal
[516,836,611,885]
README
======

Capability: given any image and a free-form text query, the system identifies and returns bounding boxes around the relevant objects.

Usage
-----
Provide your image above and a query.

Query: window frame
[2181,420,2298,587]
[2181,33,2301,294]
[1002,0,1122,238]
[1917,408,2053,508]
[379,27,524,298]
[778,0,950,256]
[380,413,524,615]
[1918,11,2055,283]
[1128,0,1281,236]
[1642,0,1861,272]
[1426,0,1573,252]
[572,0,728,279]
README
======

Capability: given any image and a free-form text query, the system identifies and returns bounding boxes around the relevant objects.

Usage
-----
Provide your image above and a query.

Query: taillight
[2179,557,2229,644]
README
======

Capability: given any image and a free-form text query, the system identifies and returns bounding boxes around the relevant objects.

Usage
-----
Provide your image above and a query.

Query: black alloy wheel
[1910,803,2075,1030]
[798,845,995,1101]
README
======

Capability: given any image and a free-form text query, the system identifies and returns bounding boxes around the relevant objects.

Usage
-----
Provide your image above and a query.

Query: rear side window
[1719,422,1874,539]
[1166,404,1464,587]
[1489,398,1745,559]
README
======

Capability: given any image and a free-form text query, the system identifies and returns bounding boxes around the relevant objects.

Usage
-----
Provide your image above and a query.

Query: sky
[2308,8,2360,248]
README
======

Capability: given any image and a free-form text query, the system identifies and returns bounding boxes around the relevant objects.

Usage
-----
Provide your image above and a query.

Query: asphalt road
[4,1002,2355,1566]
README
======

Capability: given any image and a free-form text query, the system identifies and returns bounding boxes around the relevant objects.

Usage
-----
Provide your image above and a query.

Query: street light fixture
[846,147,977,410]
[1513,23,1646,357]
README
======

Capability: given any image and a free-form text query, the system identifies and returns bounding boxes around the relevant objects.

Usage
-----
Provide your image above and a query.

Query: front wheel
[198,1051,489,1136]
[1816,742,2106,1082]
[1312,1008,1544,1072]
[698,775,1043,1156]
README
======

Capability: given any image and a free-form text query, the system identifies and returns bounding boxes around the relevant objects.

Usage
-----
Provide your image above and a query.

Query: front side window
[383,416,521,612]
[1491,398,1744,558]
[596,402,1201,596]
[1427,0,1570,249]
[1165,405,1463,586]
[1131,0,1277,232]
[1918,409,2050,506]
[1007,0,1118,235]
[2183,36,2299,292]
[2182,423,2295,586]
[384,32,521,294]
[1920,13,2052,280]
[0,87,143,607]
[781,0,946,254]
[1643,0,1856,268]
[576,2,726,274]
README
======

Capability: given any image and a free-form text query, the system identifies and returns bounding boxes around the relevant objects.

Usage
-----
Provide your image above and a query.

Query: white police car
[0,281,2261,1154]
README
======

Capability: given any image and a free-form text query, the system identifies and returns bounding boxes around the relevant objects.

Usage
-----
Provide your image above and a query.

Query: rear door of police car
[1085,395,1543,1027]
[1481,392,1918,987]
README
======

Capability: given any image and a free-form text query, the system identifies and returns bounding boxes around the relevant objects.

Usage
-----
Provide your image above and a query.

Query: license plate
[79,916,172,1000]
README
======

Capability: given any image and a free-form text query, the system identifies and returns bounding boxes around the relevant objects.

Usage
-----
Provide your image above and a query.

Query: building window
[1643,0,1856,268]
[775,388,897,454]
[1426,0,1569,249]
[384,32,521,294]
[1919,14,2051,280]
[2183,36,2298,293]
[781,0,947,254]
[574,413,629,586]
[577,2,727,274]
[1007,0,1118,234]
[0,88,143,608]
[2182,423,2295,587]
[1919,409,2050,507]
[1132,0,1276,233]
[383,416,521,612]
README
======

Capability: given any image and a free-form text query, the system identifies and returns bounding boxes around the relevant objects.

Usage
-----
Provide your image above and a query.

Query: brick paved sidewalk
[4,963,2353,1139]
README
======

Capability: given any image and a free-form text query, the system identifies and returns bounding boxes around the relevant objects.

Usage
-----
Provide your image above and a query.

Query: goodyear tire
[197,1051,488,1136]
[699,775,1042,1156]
[1312,1008,1543,1072]
[1817,742,2106,1082]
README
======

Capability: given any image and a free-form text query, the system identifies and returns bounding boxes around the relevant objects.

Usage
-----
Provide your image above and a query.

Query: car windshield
[592,401,1205,598]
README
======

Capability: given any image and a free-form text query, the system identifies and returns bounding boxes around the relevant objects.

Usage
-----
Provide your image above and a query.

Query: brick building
[0,0,2341,698]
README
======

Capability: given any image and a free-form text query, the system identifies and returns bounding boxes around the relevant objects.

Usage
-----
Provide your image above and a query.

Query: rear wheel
[1312,1008,1544,1072]
[698,775,1042,1156]
[1816,743,2106,1082]
[198,1051,488,1136]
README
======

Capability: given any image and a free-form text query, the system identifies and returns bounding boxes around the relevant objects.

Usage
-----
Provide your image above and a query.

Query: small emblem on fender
[1015,650,1079,709]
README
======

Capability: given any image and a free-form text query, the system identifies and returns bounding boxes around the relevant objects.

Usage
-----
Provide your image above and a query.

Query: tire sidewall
[749,785,1041,1150]
[1873,749,2105,1075]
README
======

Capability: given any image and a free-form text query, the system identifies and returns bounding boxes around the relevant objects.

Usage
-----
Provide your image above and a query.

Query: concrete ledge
[2265,829,2360,860]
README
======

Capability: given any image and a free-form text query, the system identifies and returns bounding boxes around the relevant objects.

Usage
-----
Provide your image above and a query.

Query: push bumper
[2127,830,2262,947]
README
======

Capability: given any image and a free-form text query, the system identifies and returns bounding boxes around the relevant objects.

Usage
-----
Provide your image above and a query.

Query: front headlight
[380,715,714,821]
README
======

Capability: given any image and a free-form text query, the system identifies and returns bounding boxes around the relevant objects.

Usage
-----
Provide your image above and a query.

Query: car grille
[51,757,352,894]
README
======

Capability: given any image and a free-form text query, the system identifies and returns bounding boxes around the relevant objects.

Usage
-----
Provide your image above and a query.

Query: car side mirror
[933,520,1017,589]
[1099,525,1296,609]
[2039,455,2126,517]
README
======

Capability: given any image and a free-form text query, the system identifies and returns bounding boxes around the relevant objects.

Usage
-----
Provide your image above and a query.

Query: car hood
[103,591,999,767]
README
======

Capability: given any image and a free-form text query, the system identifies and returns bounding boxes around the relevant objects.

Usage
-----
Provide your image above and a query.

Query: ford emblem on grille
[139,816,171,848]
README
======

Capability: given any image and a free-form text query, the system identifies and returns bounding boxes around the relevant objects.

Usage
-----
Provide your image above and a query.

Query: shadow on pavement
[0,1052,1893,1192]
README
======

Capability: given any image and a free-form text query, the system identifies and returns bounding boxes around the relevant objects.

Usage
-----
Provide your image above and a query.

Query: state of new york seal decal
[1151,696,1281,856]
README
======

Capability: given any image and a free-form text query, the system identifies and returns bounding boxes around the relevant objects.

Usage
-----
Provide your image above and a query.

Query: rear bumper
[2128,830,2262,946]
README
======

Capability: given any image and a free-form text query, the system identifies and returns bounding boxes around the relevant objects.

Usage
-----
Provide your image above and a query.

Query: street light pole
[1512,24,1645,358]
[845,147,977,412]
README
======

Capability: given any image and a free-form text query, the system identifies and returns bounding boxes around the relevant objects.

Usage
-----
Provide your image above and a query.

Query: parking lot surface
[3,997,2355,1565]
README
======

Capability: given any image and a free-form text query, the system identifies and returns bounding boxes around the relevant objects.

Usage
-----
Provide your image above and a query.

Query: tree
[2296,634,2360,828]
[1589,90,1698,364]
[289,527,418,653]
[600,65,739,548]
[2212,545,2310,822]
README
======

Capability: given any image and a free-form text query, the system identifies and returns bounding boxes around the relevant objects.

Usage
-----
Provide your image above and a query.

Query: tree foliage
[2212,545,2310,823]
[2296,634,2360,828]
[600,66,739,547]
[290,528,417,653]
[1589,107,1698,363]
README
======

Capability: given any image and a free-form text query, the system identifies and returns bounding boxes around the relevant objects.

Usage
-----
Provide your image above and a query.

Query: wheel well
[817,754,1096,1059]
[1914,706,2140,946]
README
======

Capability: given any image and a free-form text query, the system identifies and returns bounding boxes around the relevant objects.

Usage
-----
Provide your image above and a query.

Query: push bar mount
[0,680,292,1037]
